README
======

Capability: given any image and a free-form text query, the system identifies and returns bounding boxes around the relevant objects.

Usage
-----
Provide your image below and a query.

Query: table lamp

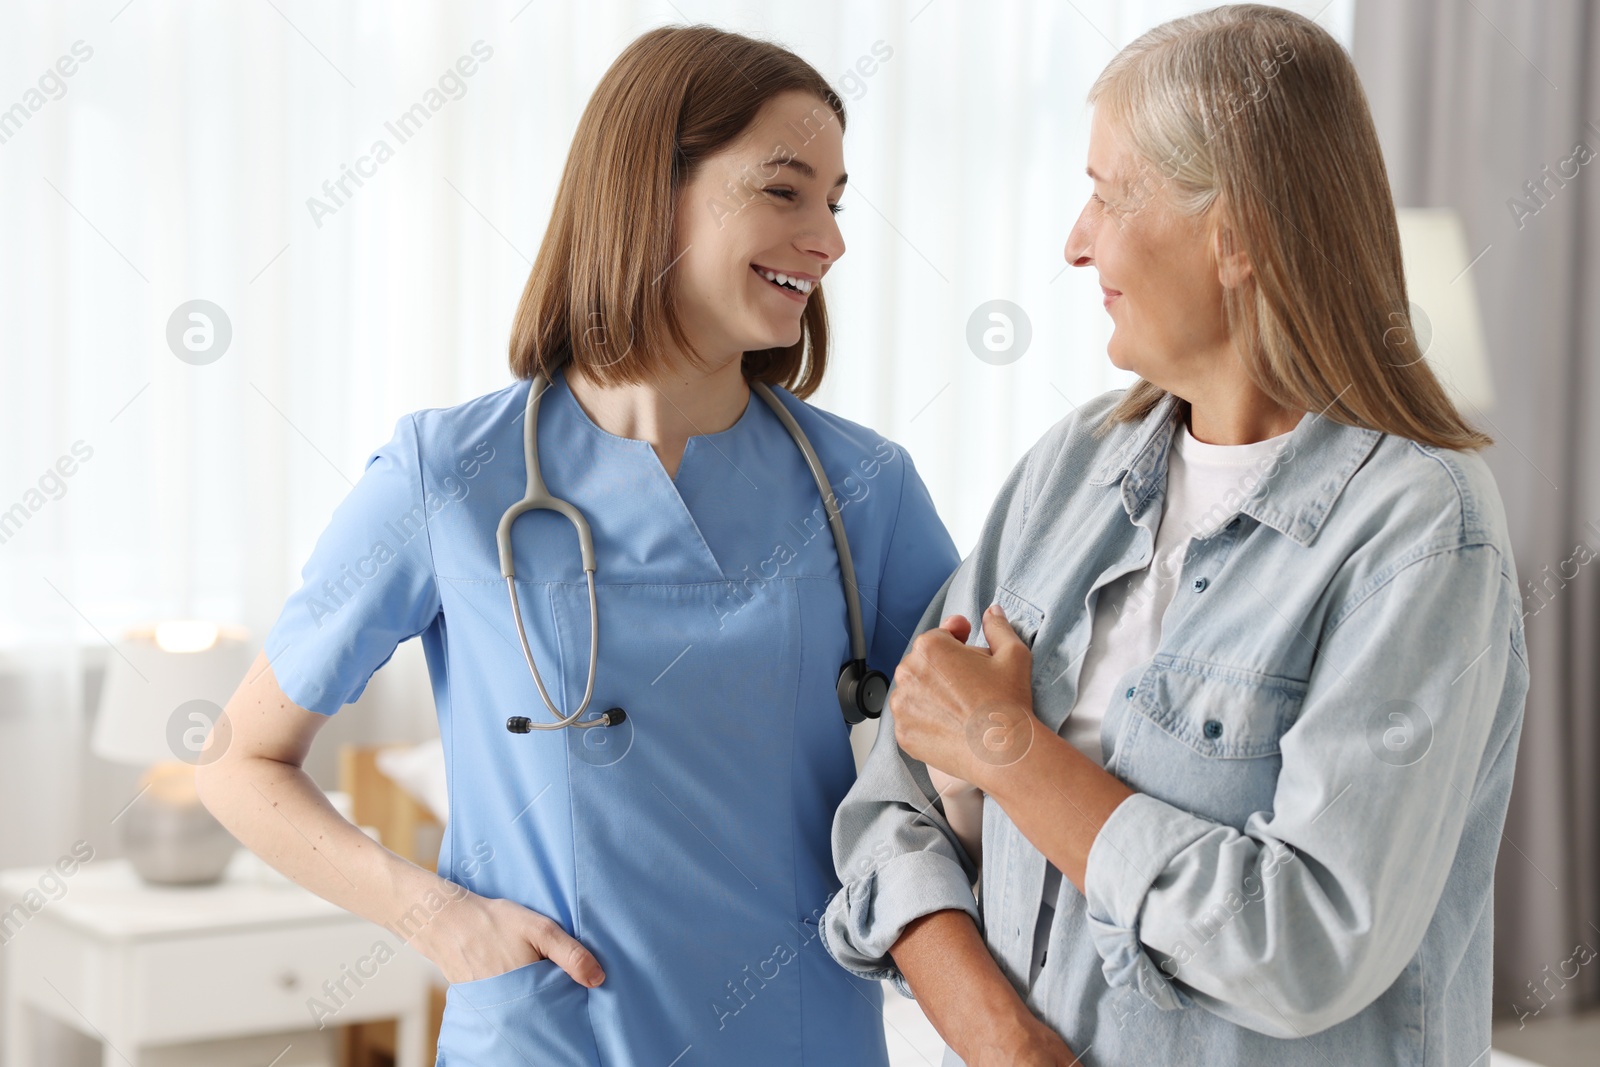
[1394,208,1495,411]
[91,621,254,885]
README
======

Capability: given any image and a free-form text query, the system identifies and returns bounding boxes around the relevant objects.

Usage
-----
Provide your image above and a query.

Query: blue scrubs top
[262,372,959,1066]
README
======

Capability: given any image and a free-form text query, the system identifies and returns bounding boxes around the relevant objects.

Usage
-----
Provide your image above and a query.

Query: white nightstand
[1,851,435,1067]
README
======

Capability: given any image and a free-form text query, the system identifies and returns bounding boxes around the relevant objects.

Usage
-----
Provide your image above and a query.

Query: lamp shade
[1394,208,1495,411]
[92,622,255,766]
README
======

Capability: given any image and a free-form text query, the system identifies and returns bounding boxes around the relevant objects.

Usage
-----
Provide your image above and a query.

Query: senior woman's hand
[889,604,1040,791]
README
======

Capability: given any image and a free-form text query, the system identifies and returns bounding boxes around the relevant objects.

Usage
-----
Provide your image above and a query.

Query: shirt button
[1204,719,1224,740]
[1125,687,1136,700]
[1192,577,1209,592]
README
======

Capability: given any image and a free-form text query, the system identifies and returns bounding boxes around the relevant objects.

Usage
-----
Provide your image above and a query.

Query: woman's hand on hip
[889,604,1038,791]
[410,887,605,987]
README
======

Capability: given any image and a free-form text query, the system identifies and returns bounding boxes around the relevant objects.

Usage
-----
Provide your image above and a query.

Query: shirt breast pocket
[1117,655,1304,830]
[987,585,1044,648]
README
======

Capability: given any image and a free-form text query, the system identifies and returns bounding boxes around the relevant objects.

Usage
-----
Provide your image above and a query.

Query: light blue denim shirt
[822,389,1529,1066]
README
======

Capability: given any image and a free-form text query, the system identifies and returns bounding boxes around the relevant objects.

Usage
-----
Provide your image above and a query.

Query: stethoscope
[500,368,889,734]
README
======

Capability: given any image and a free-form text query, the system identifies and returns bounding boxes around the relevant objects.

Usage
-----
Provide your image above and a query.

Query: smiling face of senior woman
[1064,107,1253,402]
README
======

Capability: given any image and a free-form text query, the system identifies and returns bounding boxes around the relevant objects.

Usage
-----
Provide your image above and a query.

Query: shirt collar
[1086,391,1383,547]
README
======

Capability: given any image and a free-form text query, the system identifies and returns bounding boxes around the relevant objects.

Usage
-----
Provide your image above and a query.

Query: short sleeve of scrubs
[262,413,442,716]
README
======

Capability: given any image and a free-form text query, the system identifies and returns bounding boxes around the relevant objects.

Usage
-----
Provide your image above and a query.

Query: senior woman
[822,7,1528,1067]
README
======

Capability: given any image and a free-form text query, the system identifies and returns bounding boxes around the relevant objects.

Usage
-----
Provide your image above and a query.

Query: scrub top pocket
[435,959,600,1066]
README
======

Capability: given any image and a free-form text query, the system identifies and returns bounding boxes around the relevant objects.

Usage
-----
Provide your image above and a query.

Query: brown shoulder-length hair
[1091,4,1490,449]
[508,26,846,399]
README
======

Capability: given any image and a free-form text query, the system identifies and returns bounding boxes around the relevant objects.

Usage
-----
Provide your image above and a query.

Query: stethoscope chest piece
[507,707,626,734]
[837,660,889,726]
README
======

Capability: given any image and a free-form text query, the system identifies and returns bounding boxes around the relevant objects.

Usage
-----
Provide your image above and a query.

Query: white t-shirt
[1031,420,1292,983]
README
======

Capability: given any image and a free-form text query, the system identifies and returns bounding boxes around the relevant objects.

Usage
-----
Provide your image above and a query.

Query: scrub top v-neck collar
[551,367,760,489]
[543,369,763,582]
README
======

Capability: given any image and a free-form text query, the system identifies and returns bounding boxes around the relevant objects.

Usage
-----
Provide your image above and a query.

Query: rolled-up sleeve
[1083,541,1524,1036]
[822,445,1037,997]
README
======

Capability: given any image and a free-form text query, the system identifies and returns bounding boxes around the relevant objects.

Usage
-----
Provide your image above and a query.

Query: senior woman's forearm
[891,909,1073,1063]
[980,724,1136,894]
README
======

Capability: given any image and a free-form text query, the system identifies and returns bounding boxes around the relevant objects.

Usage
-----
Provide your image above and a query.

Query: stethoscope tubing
[498,367,870,731]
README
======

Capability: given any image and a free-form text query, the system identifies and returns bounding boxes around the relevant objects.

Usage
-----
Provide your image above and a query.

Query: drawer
[131,920,429,1044]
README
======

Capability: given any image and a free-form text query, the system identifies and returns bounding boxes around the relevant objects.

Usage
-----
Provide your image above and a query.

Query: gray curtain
[1352,0,1600,1019]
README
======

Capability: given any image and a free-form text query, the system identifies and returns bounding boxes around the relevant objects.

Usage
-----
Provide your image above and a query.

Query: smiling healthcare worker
[196,26,959,1067]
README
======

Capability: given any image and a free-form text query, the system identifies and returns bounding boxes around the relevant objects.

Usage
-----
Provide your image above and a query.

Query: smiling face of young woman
[669,90,847,369]
[1064,108,1245,395]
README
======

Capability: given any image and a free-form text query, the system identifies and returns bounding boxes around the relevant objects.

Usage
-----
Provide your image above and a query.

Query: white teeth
[756,267,813,294]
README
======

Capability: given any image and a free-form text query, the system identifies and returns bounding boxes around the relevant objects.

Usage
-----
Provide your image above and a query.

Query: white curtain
[0,0,1353,869]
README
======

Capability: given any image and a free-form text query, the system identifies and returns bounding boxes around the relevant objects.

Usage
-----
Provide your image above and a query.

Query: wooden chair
[336,745,447,1067]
